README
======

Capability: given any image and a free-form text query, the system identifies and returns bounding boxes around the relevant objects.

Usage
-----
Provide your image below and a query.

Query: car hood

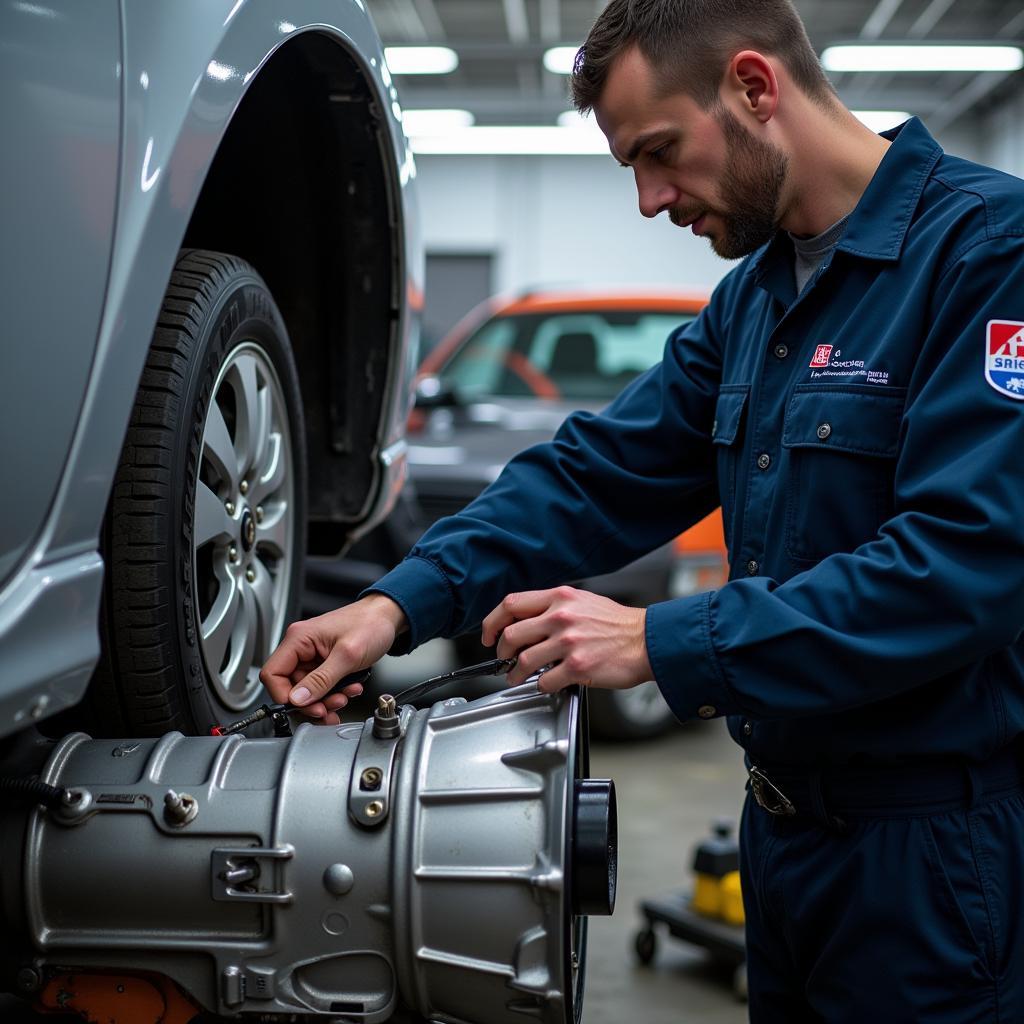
[408,397,601,487]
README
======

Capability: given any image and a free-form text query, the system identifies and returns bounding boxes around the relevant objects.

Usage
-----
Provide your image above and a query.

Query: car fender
[50,0,419,558]
[0,0,421,739]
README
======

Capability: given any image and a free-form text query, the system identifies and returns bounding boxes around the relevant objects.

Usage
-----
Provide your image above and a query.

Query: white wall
[412,111,1016,303]
[415,153,732,295]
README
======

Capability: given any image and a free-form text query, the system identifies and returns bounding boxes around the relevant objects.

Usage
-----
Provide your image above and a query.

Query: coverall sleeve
[367,278,737,651]
[646,234,1024,723]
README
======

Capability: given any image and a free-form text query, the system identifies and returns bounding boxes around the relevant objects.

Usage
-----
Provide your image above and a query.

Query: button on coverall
[371,119,1024,1021]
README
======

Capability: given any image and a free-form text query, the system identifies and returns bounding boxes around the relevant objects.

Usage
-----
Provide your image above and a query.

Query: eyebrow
[618,130,667,166]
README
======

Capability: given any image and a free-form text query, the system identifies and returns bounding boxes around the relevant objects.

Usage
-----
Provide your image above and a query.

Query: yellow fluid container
[691,820,743,924]
[692,873,722,918]
[720,870,745,926]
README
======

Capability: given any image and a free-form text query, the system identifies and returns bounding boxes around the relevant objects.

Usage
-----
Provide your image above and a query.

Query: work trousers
[740,777,1024,1022]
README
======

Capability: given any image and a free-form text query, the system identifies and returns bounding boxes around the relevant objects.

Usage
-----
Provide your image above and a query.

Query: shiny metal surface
[0,0,120,585]
[5,686,606,1023]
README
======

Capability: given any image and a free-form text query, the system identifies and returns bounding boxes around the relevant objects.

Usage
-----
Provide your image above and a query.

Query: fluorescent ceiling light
[409,125,609,156]
[544,46,579,75]
[384,46,458,75]
[851,110,912,132]
[822,44,1024,73]
[557,110,593,128]
[402,109,475,135]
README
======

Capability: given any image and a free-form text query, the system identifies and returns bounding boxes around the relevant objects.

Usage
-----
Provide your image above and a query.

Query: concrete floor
[375,639,752,1024]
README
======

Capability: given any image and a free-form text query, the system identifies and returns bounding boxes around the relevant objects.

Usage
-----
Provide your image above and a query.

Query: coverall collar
[749,117,944,299]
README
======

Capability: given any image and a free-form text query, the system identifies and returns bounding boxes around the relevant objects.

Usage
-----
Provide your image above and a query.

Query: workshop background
[5,2,1024,1022]
[370,2,1024,1020]
[374,0,1024,341]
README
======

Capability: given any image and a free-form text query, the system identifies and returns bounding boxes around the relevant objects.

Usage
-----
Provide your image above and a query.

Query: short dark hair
[571,0,836,114]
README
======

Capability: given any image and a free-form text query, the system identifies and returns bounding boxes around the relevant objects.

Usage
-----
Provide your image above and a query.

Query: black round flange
[570,778,617,916]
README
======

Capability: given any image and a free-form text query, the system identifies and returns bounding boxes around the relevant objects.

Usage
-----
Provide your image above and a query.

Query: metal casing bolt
[365,800,385,818]
[255,505,264,523]
[225,500,236,516]
[372,694,400,739]
[360,767,383,791]
[246,568,255,583]
[240,480,249,495]
[164,789,198,827]
[16,966,42,993]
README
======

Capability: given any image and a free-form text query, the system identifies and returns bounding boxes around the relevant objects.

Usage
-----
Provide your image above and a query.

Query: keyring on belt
[749,765,797,816]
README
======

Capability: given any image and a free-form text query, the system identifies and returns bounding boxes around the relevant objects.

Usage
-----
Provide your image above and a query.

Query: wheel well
[183,32,401,555]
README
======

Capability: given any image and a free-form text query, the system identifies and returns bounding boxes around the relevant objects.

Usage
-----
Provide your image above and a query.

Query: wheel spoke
[193,481,233,549]
[233,353,267,482]
[224,585,260,695]
[201,576,242,675]
[250,561,278,657]
[249,433,285,507]
[202,399,239,493]
[256,504,290,559]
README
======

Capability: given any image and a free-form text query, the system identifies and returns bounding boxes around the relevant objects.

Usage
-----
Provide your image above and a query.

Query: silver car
[0,1,422,740]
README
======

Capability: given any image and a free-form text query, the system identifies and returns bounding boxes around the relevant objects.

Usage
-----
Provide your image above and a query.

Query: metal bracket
[210,845,295,904]
[348,705,413,827]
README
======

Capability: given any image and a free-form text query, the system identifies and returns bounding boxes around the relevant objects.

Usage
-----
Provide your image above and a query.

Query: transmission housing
[1,683,615,1023]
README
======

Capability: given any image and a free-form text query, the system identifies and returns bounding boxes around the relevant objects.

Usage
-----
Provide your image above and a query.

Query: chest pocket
[712,385,749,552]
[782,385,906,563]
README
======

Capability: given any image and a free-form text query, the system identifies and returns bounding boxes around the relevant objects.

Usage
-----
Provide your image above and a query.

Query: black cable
[393,656,518,705]
[0,777,66,809]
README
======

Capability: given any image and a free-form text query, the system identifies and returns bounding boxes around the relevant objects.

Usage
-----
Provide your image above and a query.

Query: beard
[672,106,788,260]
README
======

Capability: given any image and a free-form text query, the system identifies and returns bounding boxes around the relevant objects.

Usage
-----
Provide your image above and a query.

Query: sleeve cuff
[645,591,738,722]
[360,555,456,655]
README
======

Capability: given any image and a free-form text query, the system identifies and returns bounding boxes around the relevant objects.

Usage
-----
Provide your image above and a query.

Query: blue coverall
[371,118,1024,1021]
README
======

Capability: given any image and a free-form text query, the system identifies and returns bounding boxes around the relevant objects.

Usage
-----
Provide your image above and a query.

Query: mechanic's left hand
[481,586,653,693]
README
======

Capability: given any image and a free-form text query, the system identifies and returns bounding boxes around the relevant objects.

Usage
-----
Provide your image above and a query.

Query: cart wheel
[634,927,657,965]
[732,962,748,1002]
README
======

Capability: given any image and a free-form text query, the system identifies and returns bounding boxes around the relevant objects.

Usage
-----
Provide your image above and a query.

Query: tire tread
[90,249,273,735]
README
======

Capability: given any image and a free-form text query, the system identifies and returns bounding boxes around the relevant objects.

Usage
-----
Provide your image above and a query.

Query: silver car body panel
[0,0,121,589]
[0,0,421,737]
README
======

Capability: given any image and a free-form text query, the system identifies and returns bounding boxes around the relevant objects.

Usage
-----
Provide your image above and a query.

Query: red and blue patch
[985,320,1024,400]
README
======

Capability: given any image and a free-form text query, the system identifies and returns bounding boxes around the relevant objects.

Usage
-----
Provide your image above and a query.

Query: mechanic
[263,0,1024,1018]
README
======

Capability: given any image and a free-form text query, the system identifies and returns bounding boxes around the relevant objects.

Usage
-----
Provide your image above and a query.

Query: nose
[635,169,677,219]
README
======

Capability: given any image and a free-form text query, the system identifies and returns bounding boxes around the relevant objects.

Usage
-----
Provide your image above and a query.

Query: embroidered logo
[985,320,1024,400]
[809,344,833,368]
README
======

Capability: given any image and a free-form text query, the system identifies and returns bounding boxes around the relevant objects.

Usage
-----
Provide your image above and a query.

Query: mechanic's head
[572,0,841,259]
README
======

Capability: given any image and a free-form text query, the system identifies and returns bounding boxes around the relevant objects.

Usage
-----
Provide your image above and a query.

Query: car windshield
[438,309,696,402]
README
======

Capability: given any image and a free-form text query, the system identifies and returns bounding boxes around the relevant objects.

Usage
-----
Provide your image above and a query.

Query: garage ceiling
[370,0,1024,135]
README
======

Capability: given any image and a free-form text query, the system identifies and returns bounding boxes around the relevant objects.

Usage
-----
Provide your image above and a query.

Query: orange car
[400,288,729,737]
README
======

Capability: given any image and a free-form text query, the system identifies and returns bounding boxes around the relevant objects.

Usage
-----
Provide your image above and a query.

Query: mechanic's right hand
[259,593,408,725]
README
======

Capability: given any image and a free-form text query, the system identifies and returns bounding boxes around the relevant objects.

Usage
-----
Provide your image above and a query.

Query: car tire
[91,249,306,735]
[587,682,678,741]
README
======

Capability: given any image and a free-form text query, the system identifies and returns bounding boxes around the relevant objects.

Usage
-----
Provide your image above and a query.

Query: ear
[723,50,779,124]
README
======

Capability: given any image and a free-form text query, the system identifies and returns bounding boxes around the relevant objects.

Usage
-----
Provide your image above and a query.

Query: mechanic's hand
[481,586,653,693]
[260,593,408,725]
